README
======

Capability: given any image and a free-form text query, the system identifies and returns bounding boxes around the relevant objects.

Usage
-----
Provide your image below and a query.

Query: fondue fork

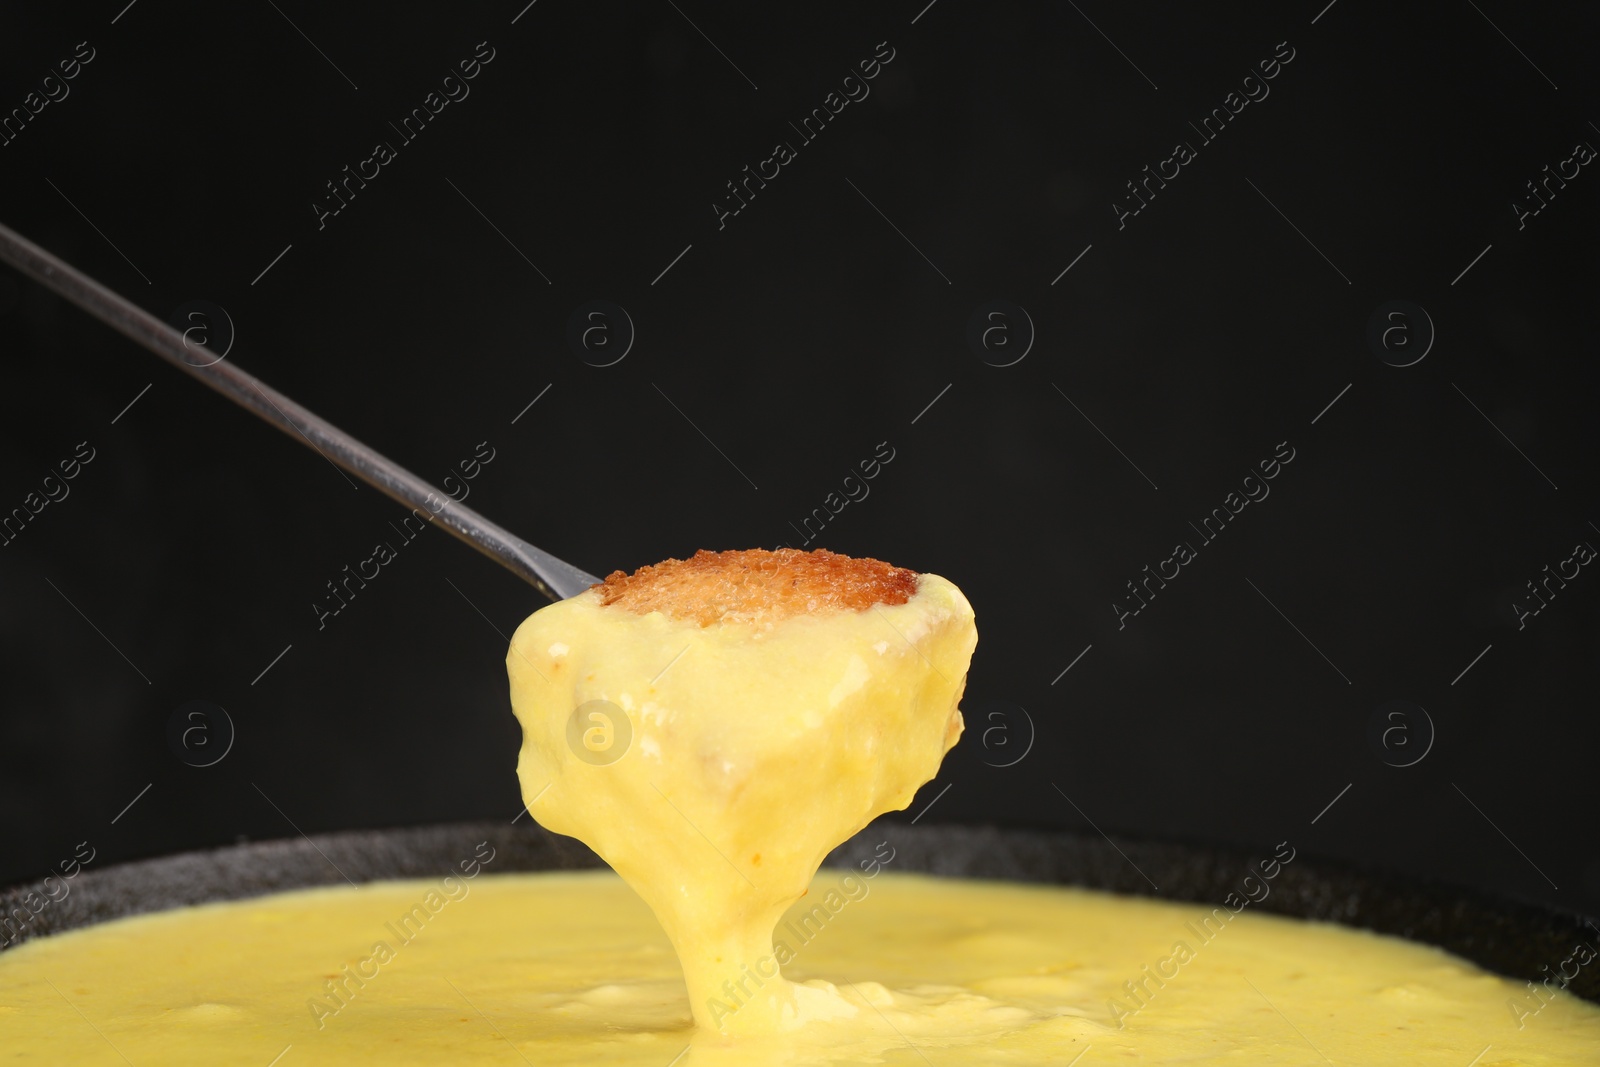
[0,219,600,602]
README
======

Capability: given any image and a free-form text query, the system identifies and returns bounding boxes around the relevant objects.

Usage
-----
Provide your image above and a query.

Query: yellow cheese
[2,869,1597,1064]
[506,558,976,1032]
[8,547,1592,1064]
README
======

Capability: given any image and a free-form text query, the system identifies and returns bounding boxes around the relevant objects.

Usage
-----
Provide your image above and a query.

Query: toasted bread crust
[594,548,919,626]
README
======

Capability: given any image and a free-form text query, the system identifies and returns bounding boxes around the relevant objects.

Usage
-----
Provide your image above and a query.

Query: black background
[0,1,1594,920]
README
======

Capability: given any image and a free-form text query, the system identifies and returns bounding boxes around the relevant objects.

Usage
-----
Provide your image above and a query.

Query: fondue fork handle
[0,219,600,602]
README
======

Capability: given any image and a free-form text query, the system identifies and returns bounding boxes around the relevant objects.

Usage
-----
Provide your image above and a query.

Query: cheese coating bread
[507,548,977,1032]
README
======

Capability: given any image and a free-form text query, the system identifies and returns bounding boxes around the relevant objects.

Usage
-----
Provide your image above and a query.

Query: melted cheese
[2,869,1597,1064]
[7,555,1594,1062]
[505,573,976,1032]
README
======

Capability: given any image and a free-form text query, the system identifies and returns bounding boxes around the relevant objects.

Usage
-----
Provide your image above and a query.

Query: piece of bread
[594,547,919,627]
[507,546,977,1033]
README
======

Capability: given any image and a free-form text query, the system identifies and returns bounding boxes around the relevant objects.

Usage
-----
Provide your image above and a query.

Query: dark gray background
[0,1,1594,918]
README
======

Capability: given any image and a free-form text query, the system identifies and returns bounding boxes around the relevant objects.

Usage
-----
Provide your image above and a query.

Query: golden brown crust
[594,548,919,627]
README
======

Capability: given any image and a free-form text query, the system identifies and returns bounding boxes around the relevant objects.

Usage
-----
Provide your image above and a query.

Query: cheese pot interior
[2,820,1594,1005]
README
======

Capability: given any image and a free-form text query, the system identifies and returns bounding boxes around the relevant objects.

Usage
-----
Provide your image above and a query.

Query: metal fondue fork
[0,219,600,603]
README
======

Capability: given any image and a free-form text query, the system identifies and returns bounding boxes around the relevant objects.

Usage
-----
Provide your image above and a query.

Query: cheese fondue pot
[3,821,1595,1007]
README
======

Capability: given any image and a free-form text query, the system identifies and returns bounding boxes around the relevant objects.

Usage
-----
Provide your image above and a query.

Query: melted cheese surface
[10,554,1593,1062]
[2,869,1597,1065]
